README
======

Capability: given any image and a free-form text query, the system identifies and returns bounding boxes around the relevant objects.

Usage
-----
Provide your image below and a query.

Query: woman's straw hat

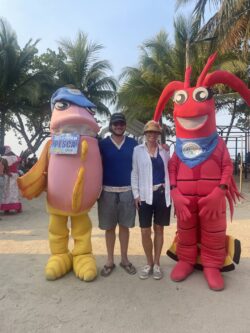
[143,120,162,134]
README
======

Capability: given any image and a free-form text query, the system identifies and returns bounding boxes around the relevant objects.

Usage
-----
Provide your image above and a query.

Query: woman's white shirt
[131,143,170,206]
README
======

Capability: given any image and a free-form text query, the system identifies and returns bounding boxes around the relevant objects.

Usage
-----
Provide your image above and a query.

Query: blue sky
[1,0,191,78]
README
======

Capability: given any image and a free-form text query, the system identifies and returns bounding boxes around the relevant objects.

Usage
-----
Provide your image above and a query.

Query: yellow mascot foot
[73,254,97,282]
[45,253,73,281]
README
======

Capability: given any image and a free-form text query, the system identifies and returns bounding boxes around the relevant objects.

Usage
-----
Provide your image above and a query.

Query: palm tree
[57,32,117,116]
[172,14,217,74]
[0,18,45,146]
[176,0,250,57]
[118,30,176,123]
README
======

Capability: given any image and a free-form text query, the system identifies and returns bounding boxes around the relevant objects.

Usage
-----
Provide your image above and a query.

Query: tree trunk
[0,109,6,147]
[186,40,190,68]
[8,112,50,158]
[225,99,237,144]
[159,117,166,144]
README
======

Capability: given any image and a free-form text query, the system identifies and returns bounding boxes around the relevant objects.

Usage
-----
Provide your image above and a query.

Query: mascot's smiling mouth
[53,124,97,137]
[176,115,208,130]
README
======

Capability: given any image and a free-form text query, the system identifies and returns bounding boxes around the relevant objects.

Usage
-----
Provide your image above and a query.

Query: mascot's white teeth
[53,124,96,137]
[177,115,208,130]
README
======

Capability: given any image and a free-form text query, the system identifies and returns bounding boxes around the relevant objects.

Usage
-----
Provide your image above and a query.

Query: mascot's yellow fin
[226,235,241,264]
[166,233,241,272]
[17,140,51,199]
[72,167,84,212]
[19,176,47,199]
[81,140,88,161]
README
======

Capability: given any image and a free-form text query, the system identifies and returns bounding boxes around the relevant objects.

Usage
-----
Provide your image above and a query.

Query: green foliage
[57,32,117,116]
[118,31,175,123]
[0,18,48,148]
[176,0,250,57]
[0,23,117,155]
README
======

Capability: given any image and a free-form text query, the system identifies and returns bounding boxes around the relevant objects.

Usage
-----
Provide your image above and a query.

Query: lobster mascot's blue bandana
[175,131,219,168]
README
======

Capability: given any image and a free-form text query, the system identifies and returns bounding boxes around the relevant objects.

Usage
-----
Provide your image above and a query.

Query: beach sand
[0,180,250,333]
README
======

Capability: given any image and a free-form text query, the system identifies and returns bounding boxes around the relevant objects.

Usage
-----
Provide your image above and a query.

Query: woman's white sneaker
[153,264,163,280]
[139,265,153,279]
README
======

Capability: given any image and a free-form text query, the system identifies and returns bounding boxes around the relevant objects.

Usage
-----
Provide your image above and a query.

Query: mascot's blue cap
[51,87,96,110]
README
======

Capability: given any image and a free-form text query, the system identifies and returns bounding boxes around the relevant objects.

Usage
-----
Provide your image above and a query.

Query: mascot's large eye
[86,108,95,116]
[193,87,213,102]
[173,90,188,104]
[54,101,70,111]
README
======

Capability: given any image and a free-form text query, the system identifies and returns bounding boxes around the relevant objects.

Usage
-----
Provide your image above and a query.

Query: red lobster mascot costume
[154,53,250,291]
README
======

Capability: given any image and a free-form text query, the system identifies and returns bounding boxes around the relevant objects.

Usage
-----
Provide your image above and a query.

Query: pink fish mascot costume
[154,53,250,291]
[18,87,102,281]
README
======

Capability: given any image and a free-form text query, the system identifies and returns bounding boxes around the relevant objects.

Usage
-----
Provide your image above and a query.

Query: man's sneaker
[153,264,163,280]
[139,265,153,280]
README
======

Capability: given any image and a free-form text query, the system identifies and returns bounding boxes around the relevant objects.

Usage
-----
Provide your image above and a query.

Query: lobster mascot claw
[18,87,102,281]
[154,53,250,291]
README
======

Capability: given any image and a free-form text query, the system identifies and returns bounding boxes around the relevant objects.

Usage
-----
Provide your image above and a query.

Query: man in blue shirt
[98,113,137,276]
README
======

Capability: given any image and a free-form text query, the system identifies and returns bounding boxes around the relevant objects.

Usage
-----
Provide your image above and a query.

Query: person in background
[98,113,137,276]
[0,146,22,213]
[131,120,171,280]
[31,154,38,167]
[0,152,9,218]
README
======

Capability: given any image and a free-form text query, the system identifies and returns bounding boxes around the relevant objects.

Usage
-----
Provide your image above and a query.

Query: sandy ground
[0,180,250,333]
